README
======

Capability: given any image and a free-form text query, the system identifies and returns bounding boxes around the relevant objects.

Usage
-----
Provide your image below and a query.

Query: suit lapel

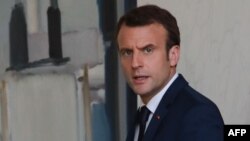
[143,74,188,141]
[143,106,169,141]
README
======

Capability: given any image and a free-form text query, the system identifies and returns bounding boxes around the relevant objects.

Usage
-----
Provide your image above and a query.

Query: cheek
[148,54,168,68]
[121,62,131,76]
[148,58,170,77]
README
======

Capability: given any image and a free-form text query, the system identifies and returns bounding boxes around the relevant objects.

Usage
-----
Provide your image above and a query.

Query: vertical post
[47,0,63,59]
[97,0,119,141]
[82,64,92,141]
[116,1,129,140]
[9,2,29,68]
[1,81,10,141]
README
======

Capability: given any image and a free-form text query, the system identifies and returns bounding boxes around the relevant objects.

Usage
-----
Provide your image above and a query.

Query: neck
[140,69,176,105]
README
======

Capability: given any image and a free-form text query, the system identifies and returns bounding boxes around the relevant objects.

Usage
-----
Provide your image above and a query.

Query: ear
[168,45,180,67]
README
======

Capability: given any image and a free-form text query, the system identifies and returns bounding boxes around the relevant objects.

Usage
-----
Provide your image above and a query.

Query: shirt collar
[145,73,179,113]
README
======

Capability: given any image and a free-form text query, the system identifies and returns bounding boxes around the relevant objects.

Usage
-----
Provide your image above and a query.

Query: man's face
[117,23,179,103]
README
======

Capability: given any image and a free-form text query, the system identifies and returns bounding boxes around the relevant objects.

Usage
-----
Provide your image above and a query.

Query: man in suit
[115,4,224,141]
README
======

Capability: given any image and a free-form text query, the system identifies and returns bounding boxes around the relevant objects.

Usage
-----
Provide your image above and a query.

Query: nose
[131,52,143,69]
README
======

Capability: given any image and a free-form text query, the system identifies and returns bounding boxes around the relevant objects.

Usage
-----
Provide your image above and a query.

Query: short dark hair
[116,5,180,51]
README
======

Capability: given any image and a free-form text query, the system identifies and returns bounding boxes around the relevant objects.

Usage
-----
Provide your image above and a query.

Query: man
[116,4,224,141]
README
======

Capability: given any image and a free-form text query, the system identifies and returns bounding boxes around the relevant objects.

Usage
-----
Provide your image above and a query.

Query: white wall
[138,0,250,124]
[1,72,80,141]
[0,0,12,74]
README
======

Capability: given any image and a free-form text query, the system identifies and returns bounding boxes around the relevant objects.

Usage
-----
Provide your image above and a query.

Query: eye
[120,49,133,57]
[143,47,153,54]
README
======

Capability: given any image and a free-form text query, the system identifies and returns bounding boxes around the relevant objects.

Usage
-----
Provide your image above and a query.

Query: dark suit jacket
[127,74,224,141]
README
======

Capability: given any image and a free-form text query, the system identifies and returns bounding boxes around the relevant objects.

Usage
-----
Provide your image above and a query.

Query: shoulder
[165,74,222,117]
[183,85,217,107]
[177,84,224,141]
[181,85,223,120]
[170,74,224,125]
[178,82,223,120]
[157,74,224,140]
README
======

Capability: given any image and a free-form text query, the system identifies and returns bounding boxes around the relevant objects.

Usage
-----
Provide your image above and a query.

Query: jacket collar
[143,74,188,141]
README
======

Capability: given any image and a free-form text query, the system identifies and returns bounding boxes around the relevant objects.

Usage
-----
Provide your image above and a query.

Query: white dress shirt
[134,73,178,141]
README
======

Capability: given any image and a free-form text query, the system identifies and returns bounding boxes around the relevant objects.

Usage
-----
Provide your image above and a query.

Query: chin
[133,89,150,96]
[130,83,150,95]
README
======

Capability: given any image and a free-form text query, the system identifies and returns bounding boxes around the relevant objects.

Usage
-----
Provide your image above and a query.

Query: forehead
[117,23,167,48]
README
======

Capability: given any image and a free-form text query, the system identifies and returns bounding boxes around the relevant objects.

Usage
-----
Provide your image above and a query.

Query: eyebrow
[118,48,132,55]
[119,47,132,51]
[139,43,155,50]
[119,43,155,51]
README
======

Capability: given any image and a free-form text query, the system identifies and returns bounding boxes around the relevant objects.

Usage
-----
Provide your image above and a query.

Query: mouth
[132,75,149,84]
